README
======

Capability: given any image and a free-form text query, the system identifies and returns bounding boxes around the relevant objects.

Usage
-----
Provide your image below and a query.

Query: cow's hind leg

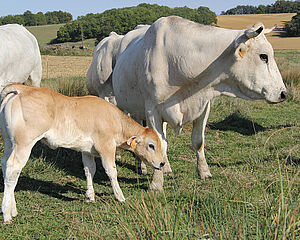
[191,101,212,179]
[2,144,32,223]
[29,62,42,87]
[82,152,96,202]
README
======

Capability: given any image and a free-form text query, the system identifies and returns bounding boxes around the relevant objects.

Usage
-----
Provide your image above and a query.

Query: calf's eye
[260,54,268,63]
[148,143,155,151]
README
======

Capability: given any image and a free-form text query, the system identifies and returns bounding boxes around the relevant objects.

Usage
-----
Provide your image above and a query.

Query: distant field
[217,13,300,49]
[26,24,64,46]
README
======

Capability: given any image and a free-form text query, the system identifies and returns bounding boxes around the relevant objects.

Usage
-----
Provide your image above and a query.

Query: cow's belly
[113,79,146,121]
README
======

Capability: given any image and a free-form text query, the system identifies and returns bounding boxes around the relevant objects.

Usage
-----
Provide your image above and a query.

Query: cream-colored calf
[0,83,164,223]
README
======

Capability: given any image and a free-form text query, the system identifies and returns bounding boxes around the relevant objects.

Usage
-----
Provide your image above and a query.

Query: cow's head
[230,23,287,103]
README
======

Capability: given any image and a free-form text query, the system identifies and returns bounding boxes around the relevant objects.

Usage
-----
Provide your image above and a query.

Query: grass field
[0,77,299,239]
[26,24,65,46]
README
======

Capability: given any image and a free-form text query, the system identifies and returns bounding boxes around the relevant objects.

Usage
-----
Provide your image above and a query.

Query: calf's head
[230,23,287,103]
[127,128,165,170]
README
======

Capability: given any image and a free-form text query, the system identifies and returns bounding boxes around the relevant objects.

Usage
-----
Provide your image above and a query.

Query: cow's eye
[148,143,155,151]
[260,54,268,63]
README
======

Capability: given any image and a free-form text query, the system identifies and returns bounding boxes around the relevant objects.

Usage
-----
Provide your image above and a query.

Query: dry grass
[41,55,92,79]
[217,13,300,49]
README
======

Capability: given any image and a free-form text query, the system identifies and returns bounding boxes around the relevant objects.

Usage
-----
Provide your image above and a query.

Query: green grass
[0,56,299,239]
[26,24,65,46]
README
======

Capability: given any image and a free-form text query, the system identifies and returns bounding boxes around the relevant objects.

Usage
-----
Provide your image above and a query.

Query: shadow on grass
[209,111,294,136]
[11,141,149,200]
[209,111,265,136]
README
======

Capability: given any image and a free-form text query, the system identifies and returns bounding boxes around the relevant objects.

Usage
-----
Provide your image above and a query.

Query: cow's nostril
[160,162,165,168]
[280,91,288,101]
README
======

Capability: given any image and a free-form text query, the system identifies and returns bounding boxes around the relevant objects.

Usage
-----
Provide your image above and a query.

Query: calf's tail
[0,84,20,111]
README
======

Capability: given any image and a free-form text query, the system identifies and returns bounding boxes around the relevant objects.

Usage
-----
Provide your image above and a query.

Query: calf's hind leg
[2,144,33,223]
[82,152,96,202]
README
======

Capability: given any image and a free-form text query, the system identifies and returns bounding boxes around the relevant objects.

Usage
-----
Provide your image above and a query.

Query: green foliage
[0,10,73,26]
[222,0,300,15]
[284,11,300,36]
[55,3,217,43]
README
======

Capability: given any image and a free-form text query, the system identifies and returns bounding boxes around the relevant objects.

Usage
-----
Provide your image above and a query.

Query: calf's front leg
[96,144,125,202]
[191,101,212,179]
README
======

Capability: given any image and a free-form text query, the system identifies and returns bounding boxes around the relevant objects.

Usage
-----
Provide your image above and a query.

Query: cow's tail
[0,85,20,112]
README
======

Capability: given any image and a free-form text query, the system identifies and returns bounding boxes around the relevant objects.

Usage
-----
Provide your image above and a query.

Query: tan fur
[0,83,164,223]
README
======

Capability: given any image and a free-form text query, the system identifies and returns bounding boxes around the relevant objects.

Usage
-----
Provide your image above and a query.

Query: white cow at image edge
[0,24,42,91]
[112,16,287,191]
[86,25,150,104]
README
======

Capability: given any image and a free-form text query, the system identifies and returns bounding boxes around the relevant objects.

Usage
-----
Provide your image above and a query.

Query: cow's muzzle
[280,90,288,102]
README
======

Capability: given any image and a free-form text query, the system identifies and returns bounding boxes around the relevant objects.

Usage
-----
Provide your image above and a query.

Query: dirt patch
[217,13,300,49]
[41,55,92,79]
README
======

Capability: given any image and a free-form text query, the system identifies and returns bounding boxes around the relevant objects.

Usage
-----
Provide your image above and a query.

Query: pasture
[1,14,300,239]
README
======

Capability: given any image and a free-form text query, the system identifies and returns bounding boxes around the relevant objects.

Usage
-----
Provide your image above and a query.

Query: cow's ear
[235,43,248,60]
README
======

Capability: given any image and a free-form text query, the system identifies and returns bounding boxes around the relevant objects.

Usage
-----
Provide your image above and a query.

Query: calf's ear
[127,136,142,149]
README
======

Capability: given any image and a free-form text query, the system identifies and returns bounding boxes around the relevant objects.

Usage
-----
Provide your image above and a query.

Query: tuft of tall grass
[41,76,89,97]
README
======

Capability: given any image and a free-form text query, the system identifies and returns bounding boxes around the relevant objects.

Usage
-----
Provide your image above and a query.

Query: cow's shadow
[209,111,266,136]
[209,111,294,136]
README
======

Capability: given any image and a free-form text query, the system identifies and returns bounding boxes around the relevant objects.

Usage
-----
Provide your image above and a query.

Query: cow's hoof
[85,198,95,203]
[137,167,148,175]
[198,170,212,180]
[163,170,173,176]
[3,220,12,224]
[149,182,164,192]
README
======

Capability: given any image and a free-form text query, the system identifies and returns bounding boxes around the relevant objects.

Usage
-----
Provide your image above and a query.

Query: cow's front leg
[146,109,170,191]
[191,101,212,179]
[82,152,96,202]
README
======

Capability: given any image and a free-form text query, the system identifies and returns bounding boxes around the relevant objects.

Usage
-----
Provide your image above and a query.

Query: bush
[284,12,300,36]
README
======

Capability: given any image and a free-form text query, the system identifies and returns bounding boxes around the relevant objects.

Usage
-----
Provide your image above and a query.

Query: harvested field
[217,13,300,49]
[41,55,92,79]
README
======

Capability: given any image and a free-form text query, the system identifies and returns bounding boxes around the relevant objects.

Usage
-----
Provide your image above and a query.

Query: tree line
[0,10,72,26]
[54,3,217,44]
[221,0,299,15]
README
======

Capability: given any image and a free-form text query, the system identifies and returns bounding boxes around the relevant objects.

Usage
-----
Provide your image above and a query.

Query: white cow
[86,25,150,104]
[86,32,124,102]
[0,24,42,91]
[111,16,287,191]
